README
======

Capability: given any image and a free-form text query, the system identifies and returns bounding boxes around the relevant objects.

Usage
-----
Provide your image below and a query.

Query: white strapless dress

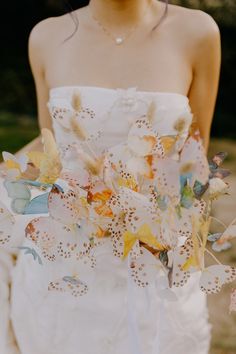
[0,86,212,354]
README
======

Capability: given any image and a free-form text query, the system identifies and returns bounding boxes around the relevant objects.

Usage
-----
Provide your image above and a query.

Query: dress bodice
[47,86,193,168]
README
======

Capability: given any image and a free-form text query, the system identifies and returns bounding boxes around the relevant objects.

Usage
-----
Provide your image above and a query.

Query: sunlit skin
[18,0,221,156]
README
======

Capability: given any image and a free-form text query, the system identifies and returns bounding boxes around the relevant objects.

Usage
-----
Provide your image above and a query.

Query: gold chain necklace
[88,1,152,45]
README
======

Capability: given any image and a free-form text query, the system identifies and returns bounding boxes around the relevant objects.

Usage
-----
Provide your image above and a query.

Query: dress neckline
[49,85,189,102]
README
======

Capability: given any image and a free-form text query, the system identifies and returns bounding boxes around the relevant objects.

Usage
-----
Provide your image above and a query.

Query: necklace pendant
[115,37,124,45]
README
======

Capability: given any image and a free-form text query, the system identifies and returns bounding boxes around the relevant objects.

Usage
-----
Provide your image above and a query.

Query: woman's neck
[88,0,159,29]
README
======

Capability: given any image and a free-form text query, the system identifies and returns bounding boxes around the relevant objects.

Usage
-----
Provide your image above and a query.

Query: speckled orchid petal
[152,156,181,200]
[126,156,154,179]
[108,213,126,258]
[60,169,90,189]
[169,239,197,289]
[129,246,162,287]
[48,185,88,225]
[199,265,236,294]
[176,199,206,239]
[25,216,93,262]
[25,216,67,261]
[180,136,210,185]
[48,275,89,297]
[127,118,164,157]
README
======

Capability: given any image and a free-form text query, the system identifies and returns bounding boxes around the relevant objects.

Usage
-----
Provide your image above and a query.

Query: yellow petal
[38,157,61,184]
[181,255,198,271]
[137,224,165,250]
[122,231,137,260]
[41,128,59,159]
[27,151,45,169]
[5,160,20,171]
[92,190,112,202]
[96,226,106,239]
[145,155,154,179]
[36,129,62,183]
[94,203,113,217]
[117,176,138,191]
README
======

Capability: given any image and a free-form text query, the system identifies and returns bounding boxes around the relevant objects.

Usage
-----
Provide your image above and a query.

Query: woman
[0,0,221,353]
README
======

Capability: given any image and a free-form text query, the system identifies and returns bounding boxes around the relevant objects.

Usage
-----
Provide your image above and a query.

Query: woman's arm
[14,18,54,159]
[28,19,53,133]
[1,19,52,167]
[0,20,53,354]
[187,10,221,152]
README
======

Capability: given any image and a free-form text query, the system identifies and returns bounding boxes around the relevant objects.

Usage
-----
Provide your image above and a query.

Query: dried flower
[147,101,156,124]
[71,91,82,112]
[70,115,87,141]
[180,162,195,174]
[173,117,188,133]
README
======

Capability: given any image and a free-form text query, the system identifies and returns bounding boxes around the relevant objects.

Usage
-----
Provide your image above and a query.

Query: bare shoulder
[167,3,220,43]
[28,14,74,49]
[28,11,82,71]
[28,6,88,54]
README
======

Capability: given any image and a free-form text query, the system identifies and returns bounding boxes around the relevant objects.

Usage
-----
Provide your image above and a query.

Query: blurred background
[0,0,235,353]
